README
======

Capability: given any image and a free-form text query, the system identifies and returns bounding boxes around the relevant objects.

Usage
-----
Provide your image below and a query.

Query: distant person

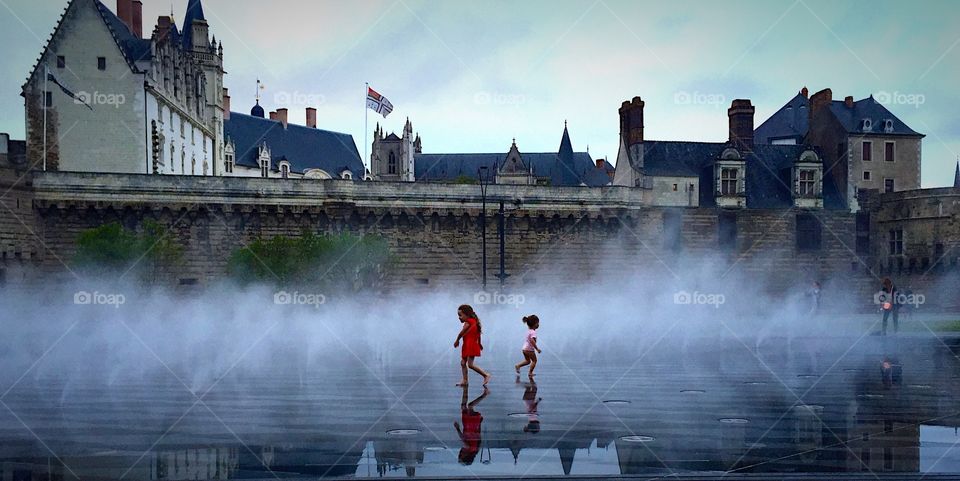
[514,315,542,379]
[454,304,491,386]
[454,385,488,465]
[808,281,822,315]
[518,379,541,434]
[879,278,900,335]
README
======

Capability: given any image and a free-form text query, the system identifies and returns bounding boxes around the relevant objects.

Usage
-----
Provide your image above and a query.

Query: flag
[47,72,92,110]
[366,86,393,118]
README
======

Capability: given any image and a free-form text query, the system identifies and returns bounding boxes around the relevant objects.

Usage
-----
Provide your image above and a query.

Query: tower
[182,0,225,172]
[370,120,417,181]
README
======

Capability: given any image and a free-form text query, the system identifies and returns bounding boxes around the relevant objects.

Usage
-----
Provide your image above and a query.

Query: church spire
[954,160,959,188]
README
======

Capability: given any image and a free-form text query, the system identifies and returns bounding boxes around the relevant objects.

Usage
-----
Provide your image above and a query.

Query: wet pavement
[2,335,960,479]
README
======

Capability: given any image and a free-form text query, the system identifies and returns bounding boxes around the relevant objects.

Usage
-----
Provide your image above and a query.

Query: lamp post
[478,166,489,290]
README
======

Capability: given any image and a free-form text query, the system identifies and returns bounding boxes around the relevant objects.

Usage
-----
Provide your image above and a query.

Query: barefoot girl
[454,304,492,386]
[514,315,541,379]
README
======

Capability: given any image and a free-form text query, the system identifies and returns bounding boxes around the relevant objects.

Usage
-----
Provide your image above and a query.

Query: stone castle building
[21,0,364,180]
[370,120,614,186]
[756,87,924,212]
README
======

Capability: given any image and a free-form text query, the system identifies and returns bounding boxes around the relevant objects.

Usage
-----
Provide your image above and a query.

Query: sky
[1,0,958,187]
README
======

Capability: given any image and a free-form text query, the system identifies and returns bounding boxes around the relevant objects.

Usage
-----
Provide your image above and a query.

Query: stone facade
[0,167,39,287]
[5,172,870,304]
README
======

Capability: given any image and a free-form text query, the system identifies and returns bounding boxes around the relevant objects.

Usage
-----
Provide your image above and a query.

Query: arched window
[388,151,397,174]
[280,162,290,179]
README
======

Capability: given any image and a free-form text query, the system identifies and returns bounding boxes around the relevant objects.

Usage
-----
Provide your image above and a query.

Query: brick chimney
[305,107,317,128]
[618,96,645,147]
[131,0,142,37]
[844,95,854,108]
[801,86,809,98]
[269,111,278,121]
[222,88,231,120]
[808,88,833,129]
[596,158,604,169]
[727,99,755,150]
[276,108,288,128]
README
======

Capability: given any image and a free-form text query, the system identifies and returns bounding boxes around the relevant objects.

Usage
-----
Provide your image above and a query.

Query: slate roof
[755,92,923,144]
[93,1,152,67]
[224,112,365,179]
[413,151,607,186]
[181,0,206,50]
[633,140,845,209]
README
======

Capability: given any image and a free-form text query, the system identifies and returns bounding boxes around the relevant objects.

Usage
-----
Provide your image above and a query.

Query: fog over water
[0,253,899,395]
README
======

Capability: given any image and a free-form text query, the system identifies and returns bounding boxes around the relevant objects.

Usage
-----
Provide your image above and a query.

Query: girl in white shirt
[514,315,541,379]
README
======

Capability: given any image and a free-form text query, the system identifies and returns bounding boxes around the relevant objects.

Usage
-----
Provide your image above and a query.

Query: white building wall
[25,0,147,174]
[146,94,216,175]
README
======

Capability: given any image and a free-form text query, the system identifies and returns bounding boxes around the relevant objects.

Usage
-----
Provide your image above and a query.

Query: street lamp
[478,166,489,290]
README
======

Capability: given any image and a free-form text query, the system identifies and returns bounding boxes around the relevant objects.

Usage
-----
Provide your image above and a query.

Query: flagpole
[364,82,369,177]
[43,65,48,172]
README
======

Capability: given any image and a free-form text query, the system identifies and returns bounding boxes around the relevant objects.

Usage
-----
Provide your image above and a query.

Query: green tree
[73,220,183,280]
[227,231,391,290]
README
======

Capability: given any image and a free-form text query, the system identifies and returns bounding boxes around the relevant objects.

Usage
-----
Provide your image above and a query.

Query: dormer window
[862,118,872,132]
[280,162,290,179]
[258,143,271,178]
[883,119,893,133]
[341,171,353,180]
[793,149,823,208]
[715,148,746,208]
[224,143,235,174]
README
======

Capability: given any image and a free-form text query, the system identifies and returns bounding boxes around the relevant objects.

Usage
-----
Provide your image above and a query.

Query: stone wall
[11,172,876,303]
[861,187,960,310]
[0,167,39,286]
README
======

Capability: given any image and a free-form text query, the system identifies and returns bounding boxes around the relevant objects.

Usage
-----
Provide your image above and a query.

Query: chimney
[596,158,604,169]
[305,107,317,128]
[276,108,288,128]
[727,99,755,150]
[116,0,132,32]
[269,111,278,121]
[844,95,854,108]
[618,96,645,147]
[131,0,142,37]
[808,88,833,129]
[222,88,231,120]
[801,86,809,98]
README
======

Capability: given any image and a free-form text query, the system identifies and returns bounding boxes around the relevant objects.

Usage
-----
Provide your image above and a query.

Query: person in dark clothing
[879,277,900,335]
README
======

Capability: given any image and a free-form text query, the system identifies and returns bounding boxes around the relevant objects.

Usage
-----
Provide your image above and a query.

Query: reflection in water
[454,385,488,465]
[1,337,960,479]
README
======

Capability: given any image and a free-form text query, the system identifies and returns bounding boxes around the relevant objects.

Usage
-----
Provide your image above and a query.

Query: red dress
[461,318,482,358]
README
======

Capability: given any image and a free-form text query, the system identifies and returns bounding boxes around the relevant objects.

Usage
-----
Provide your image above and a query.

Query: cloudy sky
[1,0,958,186]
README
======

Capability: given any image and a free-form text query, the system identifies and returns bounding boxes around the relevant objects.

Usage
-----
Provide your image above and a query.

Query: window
[281,163,290,179]
[97,57,106,71]
[863,171,871,181]
[884,141,895,162]
[798,170,816,196]
[884,178,894,193]
[862,141,872,161]
[796,214,822,251]
[720,168,739,196]
[718,212,737,250]
[44,91,53,108]
[672,183,678,192]
[862,119,872,131]
[837,142,846,160]
[225,153,234,173]
[889,229,903,255]
[387,151,397,174]
[884,119,894,133]
[56,56,65,69]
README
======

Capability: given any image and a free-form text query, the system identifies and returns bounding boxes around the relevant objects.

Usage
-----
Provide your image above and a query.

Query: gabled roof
[414,151,604,186]
[23,0,150,90]
[754,93,808,144]
[225,112,364,179]
[93,1,151,68]
[632,140,845,209]
[829,96,922,137]
[755,91,923,143]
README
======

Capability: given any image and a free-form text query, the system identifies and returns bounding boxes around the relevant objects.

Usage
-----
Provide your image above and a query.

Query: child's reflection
[519,378,541,434]
[453,385,488,465]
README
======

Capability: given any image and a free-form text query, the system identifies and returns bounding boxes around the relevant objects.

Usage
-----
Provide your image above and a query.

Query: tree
[73,220,183,281]
[227,231,392,290]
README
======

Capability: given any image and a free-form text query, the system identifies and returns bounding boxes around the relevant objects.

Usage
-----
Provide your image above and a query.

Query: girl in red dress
[453,304,492,386]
